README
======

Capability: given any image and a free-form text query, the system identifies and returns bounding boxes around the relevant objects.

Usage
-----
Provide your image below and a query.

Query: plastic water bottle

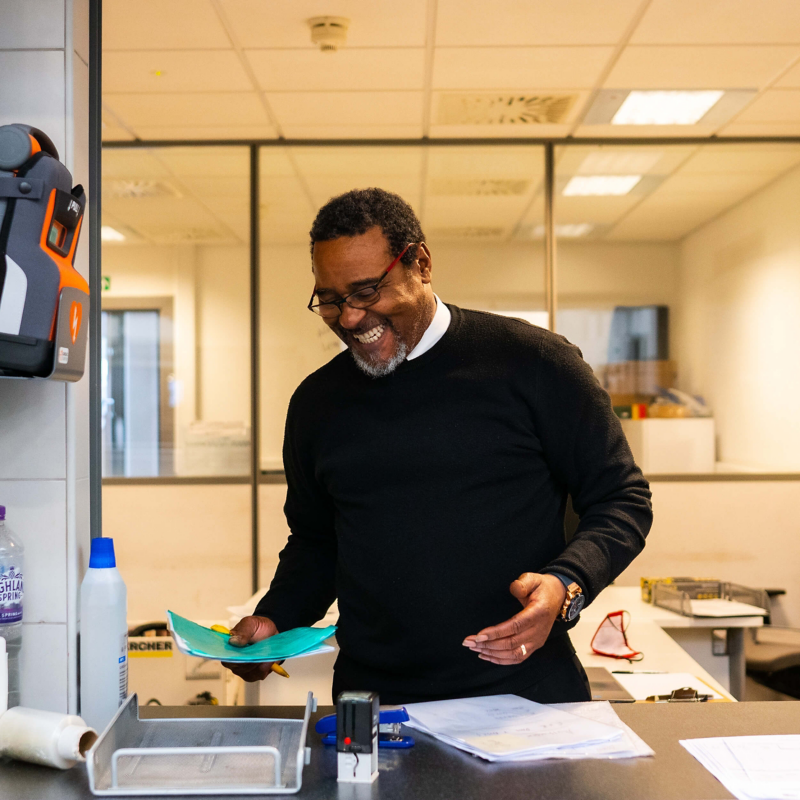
[79,537,128,733]
[0,505,23,709]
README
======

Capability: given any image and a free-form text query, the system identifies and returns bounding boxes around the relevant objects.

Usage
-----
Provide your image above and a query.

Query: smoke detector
[307,17,350,51]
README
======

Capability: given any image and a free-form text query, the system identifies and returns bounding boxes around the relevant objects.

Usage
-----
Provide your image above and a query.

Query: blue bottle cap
[89,537,116,569]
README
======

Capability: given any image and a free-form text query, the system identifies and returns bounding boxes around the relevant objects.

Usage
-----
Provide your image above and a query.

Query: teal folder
[167,610,336,662]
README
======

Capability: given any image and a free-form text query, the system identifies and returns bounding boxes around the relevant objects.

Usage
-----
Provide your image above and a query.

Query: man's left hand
[462,573,567,665]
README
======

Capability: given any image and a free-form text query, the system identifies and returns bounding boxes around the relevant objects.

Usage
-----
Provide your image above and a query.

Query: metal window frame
[94,129,800,589]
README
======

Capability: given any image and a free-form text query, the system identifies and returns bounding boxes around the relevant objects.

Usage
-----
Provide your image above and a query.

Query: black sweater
[256,306,652,699]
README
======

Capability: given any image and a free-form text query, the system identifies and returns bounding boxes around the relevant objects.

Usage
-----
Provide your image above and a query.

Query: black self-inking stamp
[336,691,379,783]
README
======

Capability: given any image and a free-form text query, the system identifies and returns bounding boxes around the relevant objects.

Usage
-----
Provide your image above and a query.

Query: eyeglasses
[308,243,415,319]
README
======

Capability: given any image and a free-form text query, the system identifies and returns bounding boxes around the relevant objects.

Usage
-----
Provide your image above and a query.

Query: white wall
[676,164,800,471]
[617,479,800,627]
[104,484,251,620]
[0,0,90,714]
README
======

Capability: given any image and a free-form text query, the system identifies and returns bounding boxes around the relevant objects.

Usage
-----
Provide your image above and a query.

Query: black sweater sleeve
[254,392,337,631]
[533,332,653,604]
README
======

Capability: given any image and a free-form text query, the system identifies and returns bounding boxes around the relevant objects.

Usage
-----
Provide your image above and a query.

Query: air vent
[429,226,505,240]
[437,94,578,125]
[107,180,183,199]
[429,178,531,196]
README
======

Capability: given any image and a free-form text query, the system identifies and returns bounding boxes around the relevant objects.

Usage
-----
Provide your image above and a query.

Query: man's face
[312,226,434,377]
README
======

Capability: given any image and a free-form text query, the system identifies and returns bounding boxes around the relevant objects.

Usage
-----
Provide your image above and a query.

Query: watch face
[567,593,586,621]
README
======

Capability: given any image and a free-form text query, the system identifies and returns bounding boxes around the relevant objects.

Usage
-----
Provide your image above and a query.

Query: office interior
[2,0,800,723]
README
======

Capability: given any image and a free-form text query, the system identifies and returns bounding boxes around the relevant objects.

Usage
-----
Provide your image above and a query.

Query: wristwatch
[560,582,585,622]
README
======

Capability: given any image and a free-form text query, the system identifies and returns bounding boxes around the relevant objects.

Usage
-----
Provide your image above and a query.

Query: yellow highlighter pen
[210,624,290,678]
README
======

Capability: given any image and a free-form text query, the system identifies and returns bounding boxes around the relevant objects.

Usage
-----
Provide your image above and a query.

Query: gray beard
[350,340,409,378]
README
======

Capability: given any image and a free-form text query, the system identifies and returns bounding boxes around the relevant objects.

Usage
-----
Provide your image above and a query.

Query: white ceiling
[100,1,800,247]
[101,0,800,142]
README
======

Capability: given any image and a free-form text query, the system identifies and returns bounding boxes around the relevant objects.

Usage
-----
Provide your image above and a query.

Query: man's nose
[338,303,368,329]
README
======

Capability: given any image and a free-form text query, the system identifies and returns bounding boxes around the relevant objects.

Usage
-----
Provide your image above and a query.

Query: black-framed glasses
[308,243,415,318]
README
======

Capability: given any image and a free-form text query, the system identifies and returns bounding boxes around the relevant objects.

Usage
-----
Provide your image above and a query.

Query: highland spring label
[0,566,23,623]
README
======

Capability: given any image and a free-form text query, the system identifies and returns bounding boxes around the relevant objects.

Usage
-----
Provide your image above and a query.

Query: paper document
[167,610,336,662]
[404,695,651,762]
[681,735,800,800]
[613,672,725,701]
[689,599,767,617]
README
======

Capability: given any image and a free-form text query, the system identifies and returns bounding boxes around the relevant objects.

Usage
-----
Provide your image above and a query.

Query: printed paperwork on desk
[167,610,336,662]
[404,695,653,762]
[682,735,800,800]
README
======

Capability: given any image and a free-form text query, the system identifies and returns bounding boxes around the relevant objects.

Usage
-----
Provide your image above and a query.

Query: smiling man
[224,188,653,705]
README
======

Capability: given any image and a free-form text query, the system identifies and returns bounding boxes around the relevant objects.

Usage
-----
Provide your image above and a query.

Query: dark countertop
[3,702,800,800]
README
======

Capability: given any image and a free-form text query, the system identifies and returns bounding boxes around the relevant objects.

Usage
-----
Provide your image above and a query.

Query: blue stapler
[315,706,415,748]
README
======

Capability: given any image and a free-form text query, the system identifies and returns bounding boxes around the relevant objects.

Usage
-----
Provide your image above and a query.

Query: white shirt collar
[406,295,451,361]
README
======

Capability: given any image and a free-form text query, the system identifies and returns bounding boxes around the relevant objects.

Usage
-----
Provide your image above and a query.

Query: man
[225,188,652,704]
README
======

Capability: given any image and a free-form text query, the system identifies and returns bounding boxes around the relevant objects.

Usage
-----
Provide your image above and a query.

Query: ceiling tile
[103,195,221,230]
[429,124,574,138]
[433,47,613,90]
[555,194,643,224]
[130,125,278,141]
[103,51,251,93]
[774,61,800,88]
[259,149,300,177]
[605,45,800,89]
[153,147,251,178]
[427,146,545,178]
[719,121,800,136]
[608,194,734,240]
[261,218,315,244]
[732,90,800,123]
[267,91,423,126]
[572,123,722,138]
[436,0,644,46]
[102,150,172,179]
[678,145,800,175]
[656,171,772,196]
[217,0,427,48]
[281,124,424,139]
[631,0,800,44]
[307,177,420,208]
[246,48,424,91]
[291,146,423,177]
[102,125,135,142]
[104,92,272,127]
[424,196,522,228]
[103,0,231,49]
[555,144,697,176]
[171,176,249,199]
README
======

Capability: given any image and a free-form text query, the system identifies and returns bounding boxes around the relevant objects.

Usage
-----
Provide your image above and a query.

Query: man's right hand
[221,615,279,683]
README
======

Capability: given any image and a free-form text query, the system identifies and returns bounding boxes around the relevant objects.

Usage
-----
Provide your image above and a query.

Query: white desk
[573,586,763,700]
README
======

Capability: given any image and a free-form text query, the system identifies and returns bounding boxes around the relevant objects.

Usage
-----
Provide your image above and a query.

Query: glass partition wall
[256,144,546,587]
[101,146,253,623]
[101,138,800,634]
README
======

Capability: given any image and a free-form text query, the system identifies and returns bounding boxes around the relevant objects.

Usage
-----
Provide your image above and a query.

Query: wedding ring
[520,644,527,657]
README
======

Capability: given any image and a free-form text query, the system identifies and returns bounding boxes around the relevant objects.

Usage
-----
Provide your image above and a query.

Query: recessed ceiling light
[578,150,663,175]
[562,176,641,196]
[101,226,125,242]
[612,91,724,126]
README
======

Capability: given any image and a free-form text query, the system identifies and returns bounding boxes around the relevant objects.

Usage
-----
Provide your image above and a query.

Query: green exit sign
[102,276,111,291]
